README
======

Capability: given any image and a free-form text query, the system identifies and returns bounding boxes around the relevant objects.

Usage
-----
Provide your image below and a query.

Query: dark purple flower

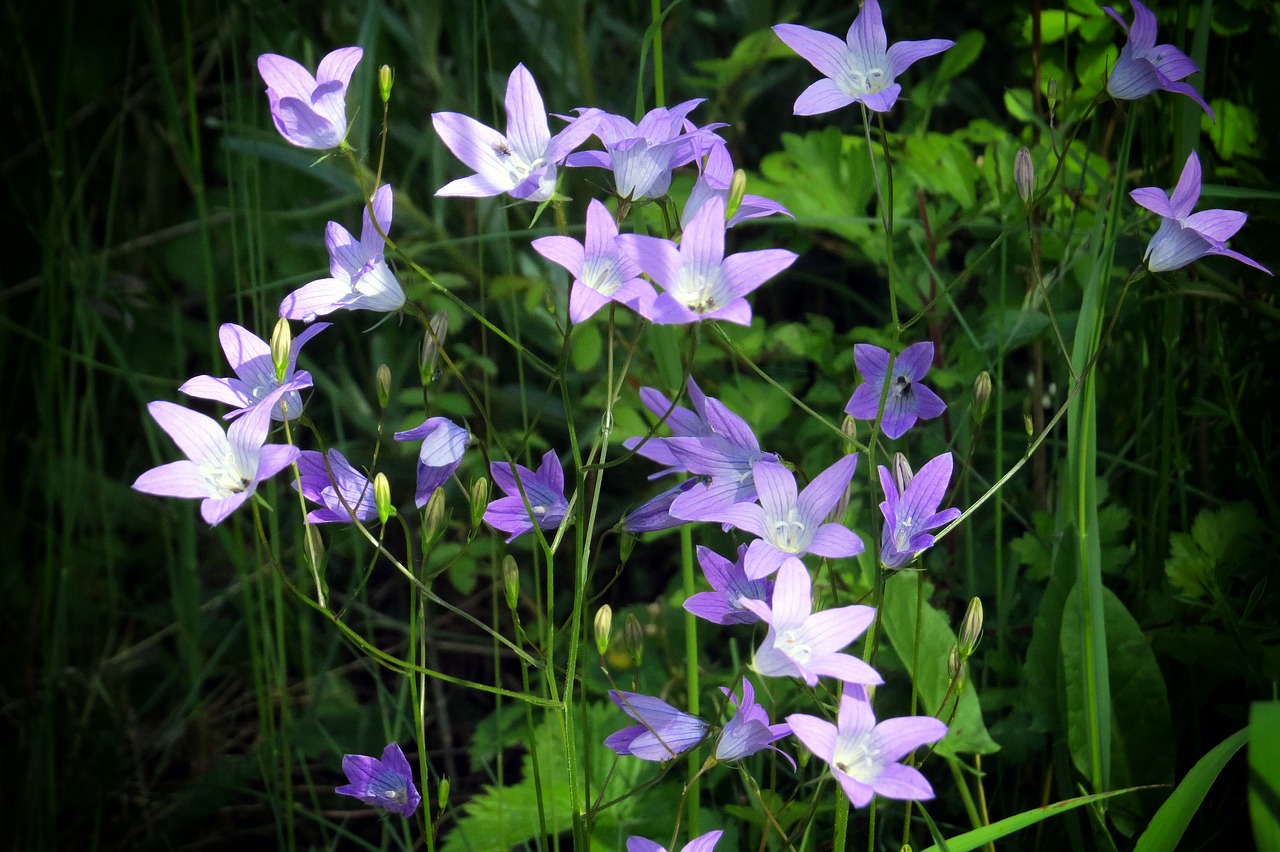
[604,690,708,762]
[180,322,328,422]
[257,47,362,150]
[627,831,723,852]
[715,678,794,768]
[335,742,421,817]
[845,342,945,440]
[294,449,377,524]
[1104,1,1213,117]
[620,478,704,534]
[394,417,470,508]
[683,545,773,626]
[878,452,962,568]
[483,450,569,542]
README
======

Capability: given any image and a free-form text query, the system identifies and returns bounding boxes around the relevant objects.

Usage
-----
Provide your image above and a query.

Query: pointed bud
[470,477,489,528]
[374,473,394,524]
[594,604,613,656]
[842,414,859,448]
[1047,79,1059,110]
[1015,147,1034,204]
[958,597,984,659]
[891,452,914,494]
[421,310,449,385]
[618,531,635,564]
[973,371,992,425]
[623,612,645,667]
[949,646,967,693]
[422,486,446,544]
[1024,412,1034,438]
[726,168,747,221]
[502,555,520,612]
[379,65,394,104]
[436,776,450,811]
[270,318,292,384]
[376,364,392,410]
[304,523,327,587]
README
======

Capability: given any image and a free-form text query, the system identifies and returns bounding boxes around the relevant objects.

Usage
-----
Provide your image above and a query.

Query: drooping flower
[878,452,962,568]
[740,558,882,687]
[394,417,471,508]
[1104,0,1213,118]
[627,831,724,852]
[280,184,405,321]
[432,64,598,202]
[787,684,947,808]
[714,678,794,768]
[294,449,377,524]
[531,198,656,322]
[773,0,953,115]
[180,322,329,421]
[257,47,363,150]
[682,143,791,229]
[483,450,569,542]
[1129,151,1271,274]
[619,478,704,534]
[845,342,946,440]
[604,690,708,762]
[683,545,773,626]
[335,742,422,817]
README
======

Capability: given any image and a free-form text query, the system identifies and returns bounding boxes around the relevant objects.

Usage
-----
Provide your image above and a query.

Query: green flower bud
[304,523,326,577]
[374,472,394,525]
[437,776,450,810]
[379,65,394,104]
[469,477,489,528]
[842,414,859,447]
[270,318,292,385]
[891,452,914,495]
[376,364,392,410]
[623,612,645,667]
[594,604,613,656]
[973,371,992,425]
[726,168,747,221]
[618,532,635,564]
[1023,412,1034,438]
[949,646,967,693]
[423,486,446,544]
[958,597,984,659]
[502,555,520,612]
[421,310,449,385]
[1015,147,1034,204]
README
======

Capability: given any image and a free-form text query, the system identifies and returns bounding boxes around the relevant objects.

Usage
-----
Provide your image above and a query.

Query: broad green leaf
[1249,703,1280,851]
[918,787,1146,852]
[1022,516,1078,732]
[935,30,985,83]
[1134,727,1247,851]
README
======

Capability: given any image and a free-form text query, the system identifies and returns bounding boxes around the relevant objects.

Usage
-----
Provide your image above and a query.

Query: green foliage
[1165,502,1262,599]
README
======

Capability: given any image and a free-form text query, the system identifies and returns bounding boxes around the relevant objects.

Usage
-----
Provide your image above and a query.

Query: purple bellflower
[432,64,598,202]
[180,322,328,422]
[280,184,404,322]
[665,401,781,518]
[618,197,797,325]
[605,690,708,762]
[531,198,656,322]
[715,678,794,768]
[845,342,946,440]
[624,378,719,478]
[787,684,947,808]
[878,452,962,568]
[1104,1,1213,118]
[1129,151,1271,274]
[773,0,953,115]
[335,742,421,817]
[483,450,569,542]
[257,47,362,150]
[394,417,470,508]
[740,558,882,687]
[620,478,705,534]
[627,831,723,852]
[294,449,377,524]
[683,544,774,626]
[682,143,792,229]
[132,397,299,526]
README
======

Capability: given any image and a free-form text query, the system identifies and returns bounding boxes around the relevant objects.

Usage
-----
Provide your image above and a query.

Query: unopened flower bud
[422,486,446,544]
[270,318,292,384]
[842,414,859,447]
[623,612,645,667]
[1015,147,1034,204]
[949,646,967,692]
[1047,79,1059,110]
[726,168,748,221]
[594,604,613,656]
[958,597,984,659]
[379,65,394,104]
[891,452,914,494]
[502,555,520,612]
[374,472,394,524]
[436,776,450,810]
[618,532,635,564]
[973,371,992,425]
[469,477,489,528]
[375,364,392,410]
[421,310,449,384]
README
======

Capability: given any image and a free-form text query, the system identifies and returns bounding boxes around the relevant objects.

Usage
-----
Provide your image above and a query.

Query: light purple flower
[683,545,773,626]
[740,558,881,687]
[715,678,794,768]
[682,143,792,229]
[132,398,299,526]
[257,47,362,150]
[1104,1,1213,118]
[531,198,656,322]
[280,184,404,321]
[627,831,723,852]
[787,684,947,808]
[483,450,569,542]
[335,742,421,817]
[845,342,946,440]
[180,322,328,421]
[773,1,953,115]
[623,378,719,478]
[712,456,864,580]
[620,478,704,534]
[1129,151,1271,275]
[432,64,598,202]
[618,197,797,325]
[878,452,962,568]
[604,690,708,762]
[294,449,377,524]
[394,417,470,508]
[665,397,780,518]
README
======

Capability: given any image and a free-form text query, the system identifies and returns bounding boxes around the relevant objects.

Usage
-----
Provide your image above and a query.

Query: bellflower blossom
[787,684,947,808]
[665,399,780,518]
[620,478,705,534]
[714,678,794,768]
[432,64,598,202]
[1104,0,1213,117]
[1129,151,1271,274]
[483,450,569,542]
[682,143,791,229]
[627,831,723,852]
[394,417,471,508]
[683,545,773,626]
[280,185,404,321]
[294,449,377,524]
[878,452,962,568]
[740,558,882,687]
[773,0,953,115]
[180,322,329,421]
[335,742,421,817]
[605,690,708,762]
[845,342,946,439]
[257,47,362,150]
[623,378,718,478]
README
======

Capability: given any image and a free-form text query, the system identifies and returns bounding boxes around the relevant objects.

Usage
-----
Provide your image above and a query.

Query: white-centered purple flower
[604,690,708,762]
[878,452,962,568]
[740,558,882,687]
[180,322,328,421]
[715,678,794,768]
[627,831,723,852]
[845,342,946,440]
[773,0,953,115]
[132,397,299,526]
[257,47,362,150]
[432,64,598,203]
[683,544,773,626]
[531,198,656,322]
[1129,151,1271,275]
[335,742,421,818]
[787,684,947,808]
[682,143,792,229]
[483,450,569,542]
[280,184,404,322]
[394,417,470,508]
[294,449,377,524]
[1104,0,1213,118]
[618,197,797,325]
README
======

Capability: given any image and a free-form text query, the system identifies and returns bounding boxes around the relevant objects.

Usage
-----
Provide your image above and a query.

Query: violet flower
[878,452,962,568]
[787,684,947,808]
[294,449,377,524]
[1129,151,1271,274]
[335,742,421,817]
[1104,0,1213,118]
[483,450,569,542]
[665,397,781,518]
[257,47,362,150]
[682,143,792,229]
[180,322,328,421]
[394,417,470,508]
[280,185,404,322]
[604,690,708,762]
[773,0,953,115]
[627,831,723,852]
[845,342,946,440]
[715,678,794,768]
[620,478,704,534]
[623,378,719,478]
[683,545,773,626]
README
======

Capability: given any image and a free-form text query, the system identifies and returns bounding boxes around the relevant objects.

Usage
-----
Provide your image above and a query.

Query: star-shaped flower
[623,378,719,478]
[180,322,328,421]
[257,47,362,150]
[604,690,708,762]
[335,742,421,817]
[845,342,946,440]
[878,452,962,568]
[483,450,569,542]
[683,544,773,626]
[714,678,794,768]
[626,831,723,852]
[294,449,377,524]
[1104,0,1213,118]
[681,142,791,229]
[394,417,470,508]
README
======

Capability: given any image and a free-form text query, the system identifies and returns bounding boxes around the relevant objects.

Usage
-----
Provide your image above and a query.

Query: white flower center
[778,628,812,665]
[893,517,916,552]
[833,735,881,782]
[673,262,729,314]
[769,508,808,552]
[838,64,887,96]
[198,448,250,497]
[582,255,622,296]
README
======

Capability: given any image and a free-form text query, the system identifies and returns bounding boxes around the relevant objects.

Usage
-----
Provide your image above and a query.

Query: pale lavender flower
[605,690,708,762]
[623,378,718,478]
[1104,0,1213,118]
[773,0,953,115]
[683,545,773,626]
[432,64,598,202]
[294,449,377,524]
[878,452,962,568]
[740,558,881,687]
[715,678,794,768]
[257,47,362,150]
[845,342,946,440]
[627,831,723,852]
[335,742,421,817]
[280,185,404,321]
[394,417,470,508]
[682,143,792,229]
[1129,151,1271,274]
[531,198,656,322]
[787,684,947,808]
[180,322,328,421]
[484,450,568,542]
[665,397,781,518]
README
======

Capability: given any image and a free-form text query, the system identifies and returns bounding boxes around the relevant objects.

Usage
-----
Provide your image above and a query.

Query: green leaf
[1133,727,1247,851]
[917,787,1147,852]
[1249,702,1280,851]
[935,30,985,83]
[1164,502,1261,598]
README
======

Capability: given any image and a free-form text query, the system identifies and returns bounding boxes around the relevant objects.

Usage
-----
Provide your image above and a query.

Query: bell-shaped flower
[878,452,962,568]
[257,47,362,150]
[683,545,773,626]
[1104,0,1213,117]
[180,322,328,421]
[714,678,794,768]
[294,449,377,524]
[627,831,723,852]
[604,690,708,762]
[845,342,946,440]
[620,478,704,534]
[483,450,569,542]
[335,742,421,818]
[394,417,470,508]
